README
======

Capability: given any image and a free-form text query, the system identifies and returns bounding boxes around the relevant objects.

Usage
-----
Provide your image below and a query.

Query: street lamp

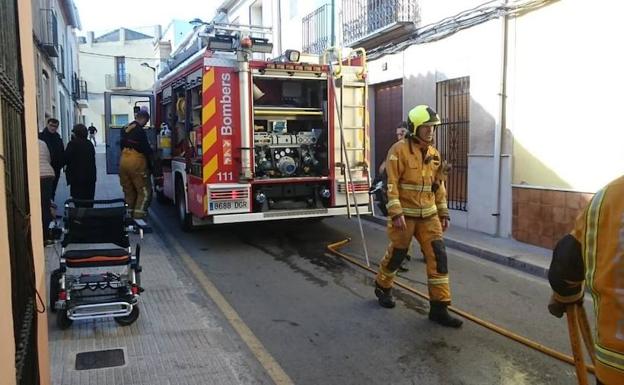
[140,62,156,71]
[140,62,156,83]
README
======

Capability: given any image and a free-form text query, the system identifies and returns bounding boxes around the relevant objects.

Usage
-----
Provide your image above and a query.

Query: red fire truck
[153,23,372,230]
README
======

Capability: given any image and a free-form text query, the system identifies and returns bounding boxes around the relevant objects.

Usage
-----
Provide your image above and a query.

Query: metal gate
[436,77,469,211]
[0,1,40,383]
[373,80,402,174]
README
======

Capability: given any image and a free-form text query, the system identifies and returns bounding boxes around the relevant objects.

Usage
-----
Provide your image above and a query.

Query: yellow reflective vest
[385,138,449,219]
[549,175,624,385]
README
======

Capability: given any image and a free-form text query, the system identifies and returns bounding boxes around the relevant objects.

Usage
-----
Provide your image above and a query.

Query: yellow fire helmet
[407,105,441,136]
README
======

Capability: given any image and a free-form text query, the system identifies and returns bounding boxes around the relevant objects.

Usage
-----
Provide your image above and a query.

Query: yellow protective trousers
[375,215,451,303]
[119,148,151,218]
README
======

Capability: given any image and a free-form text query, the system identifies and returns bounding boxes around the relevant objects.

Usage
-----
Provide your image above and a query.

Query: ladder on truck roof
[326,47,371,266]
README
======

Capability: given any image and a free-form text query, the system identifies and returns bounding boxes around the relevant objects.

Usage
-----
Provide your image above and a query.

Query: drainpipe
[331,0,335,47]
[492,8,509,236]
[276,0,282,54]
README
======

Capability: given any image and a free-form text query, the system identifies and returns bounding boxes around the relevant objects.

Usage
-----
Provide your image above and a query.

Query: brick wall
[512,187,594,249]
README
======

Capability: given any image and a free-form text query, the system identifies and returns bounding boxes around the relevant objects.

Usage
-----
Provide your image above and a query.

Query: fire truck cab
[153,23,372,230]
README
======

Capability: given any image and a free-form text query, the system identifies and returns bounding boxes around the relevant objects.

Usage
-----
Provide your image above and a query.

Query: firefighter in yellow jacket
[374,105,462,328]
[548,175,624,385]
[119,109,153,219]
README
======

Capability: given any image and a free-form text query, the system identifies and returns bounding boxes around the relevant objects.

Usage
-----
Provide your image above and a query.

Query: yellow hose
[326,238,595,374]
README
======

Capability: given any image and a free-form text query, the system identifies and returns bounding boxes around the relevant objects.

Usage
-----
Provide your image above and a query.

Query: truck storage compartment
[252,78,329,179]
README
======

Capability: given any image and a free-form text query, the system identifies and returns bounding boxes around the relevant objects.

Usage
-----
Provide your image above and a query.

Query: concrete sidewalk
[364,213,551,279]
[46,148,271,385]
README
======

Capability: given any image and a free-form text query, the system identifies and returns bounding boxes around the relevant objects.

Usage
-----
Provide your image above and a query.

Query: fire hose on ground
[326,238,596,381]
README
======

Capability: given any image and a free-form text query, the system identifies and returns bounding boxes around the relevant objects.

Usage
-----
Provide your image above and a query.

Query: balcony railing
[72,73,88,101]
[302,4,331,55]
[105,73,132,90]
[39,9,59,57]
[342,0,420,48]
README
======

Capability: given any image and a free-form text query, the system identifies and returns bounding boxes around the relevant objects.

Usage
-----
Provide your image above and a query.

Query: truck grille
[209,188,250,201]
[337,181,369,193]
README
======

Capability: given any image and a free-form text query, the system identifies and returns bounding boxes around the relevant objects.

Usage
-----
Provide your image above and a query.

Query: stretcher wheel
[114,305,140,326]
[49,269,61,313]
[57,310,73,330]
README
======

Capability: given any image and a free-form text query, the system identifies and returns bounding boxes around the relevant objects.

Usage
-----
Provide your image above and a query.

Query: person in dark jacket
[38,118,65,199]
[65,124,96,207]
[119,109,153,218]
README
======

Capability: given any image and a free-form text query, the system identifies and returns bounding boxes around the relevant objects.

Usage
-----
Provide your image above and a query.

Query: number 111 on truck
[153,22,372,230]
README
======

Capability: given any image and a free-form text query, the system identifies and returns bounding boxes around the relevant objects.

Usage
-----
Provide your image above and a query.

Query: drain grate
[75,349,125,370]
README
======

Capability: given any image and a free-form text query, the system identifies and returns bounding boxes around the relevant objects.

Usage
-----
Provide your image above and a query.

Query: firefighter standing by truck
[547,174,624,385]
[374,104,462,328]
[119,109,153,219]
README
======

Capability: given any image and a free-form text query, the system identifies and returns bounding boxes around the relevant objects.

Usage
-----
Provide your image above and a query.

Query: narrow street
[151,201,584,385]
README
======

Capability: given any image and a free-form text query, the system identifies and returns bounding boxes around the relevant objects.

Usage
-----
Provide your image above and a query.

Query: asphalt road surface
[152,202,590,385]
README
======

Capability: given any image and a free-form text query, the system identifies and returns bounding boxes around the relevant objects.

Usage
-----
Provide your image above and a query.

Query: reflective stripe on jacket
[385,138,449,219]
[549,175,624,384]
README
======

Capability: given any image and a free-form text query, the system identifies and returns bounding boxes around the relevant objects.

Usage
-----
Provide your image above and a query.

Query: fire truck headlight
[285,49,300,62]
[208,34,235,51]
[250,37,273,53]
[320,188,331,199]
[255,192,267,204]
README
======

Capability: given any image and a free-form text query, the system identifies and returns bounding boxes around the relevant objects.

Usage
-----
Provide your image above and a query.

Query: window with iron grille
[436,76,469,211]
[342,0,420,47]
[302,4,331,55]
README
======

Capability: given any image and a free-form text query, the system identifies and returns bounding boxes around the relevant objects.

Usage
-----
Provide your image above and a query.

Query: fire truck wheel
[175,178,193,232]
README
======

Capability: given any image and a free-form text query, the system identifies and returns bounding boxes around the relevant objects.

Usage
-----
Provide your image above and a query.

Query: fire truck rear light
[131,285,139,295]
[59,290,67,301]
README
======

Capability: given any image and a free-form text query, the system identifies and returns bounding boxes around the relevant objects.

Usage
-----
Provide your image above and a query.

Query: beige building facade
[32,0,83,142]
[2,0,52,383]
[79,27,161,145]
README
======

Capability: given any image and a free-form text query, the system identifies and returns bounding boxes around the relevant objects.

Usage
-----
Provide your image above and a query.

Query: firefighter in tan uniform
[548,175,624,385]
[374,105,462,328]
[119,110,153,219]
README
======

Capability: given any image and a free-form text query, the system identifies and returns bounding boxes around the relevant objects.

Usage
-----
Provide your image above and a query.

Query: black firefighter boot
[429,301,463,328]
[374,282,396,308]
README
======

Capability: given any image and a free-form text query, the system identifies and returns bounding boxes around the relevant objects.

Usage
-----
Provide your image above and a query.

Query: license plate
[209,200,248,213]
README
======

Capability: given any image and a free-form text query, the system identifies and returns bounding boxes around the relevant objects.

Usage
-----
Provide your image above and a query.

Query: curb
[362,215,549,279]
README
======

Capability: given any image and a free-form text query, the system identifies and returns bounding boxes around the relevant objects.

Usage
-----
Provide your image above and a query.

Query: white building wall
[367,14,510,235]
[508,0,624,193]
[79,31,157,145]
[220,0,328,57]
